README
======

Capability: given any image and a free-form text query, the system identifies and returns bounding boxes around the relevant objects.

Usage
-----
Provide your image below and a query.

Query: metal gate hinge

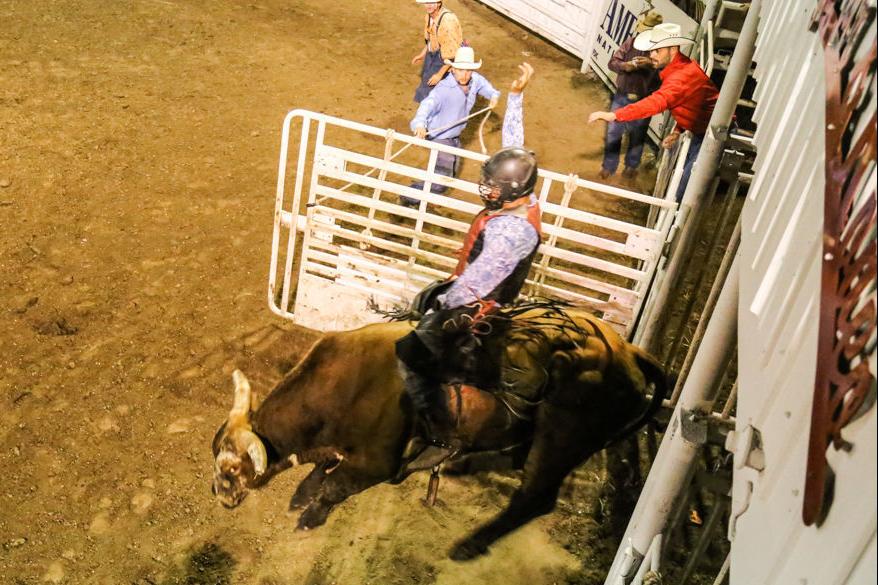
[725,424,765,472]
[680,408,709,445]
[726,424,765,540]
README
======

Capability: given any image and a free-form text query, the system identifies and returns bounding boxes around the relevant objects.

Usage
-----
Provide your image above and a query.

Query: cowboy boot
[419,405,455,449]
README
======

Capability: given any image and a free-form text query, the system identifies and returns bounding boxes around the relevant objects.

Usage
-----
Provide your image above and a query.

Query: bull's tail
[600,349,669,451]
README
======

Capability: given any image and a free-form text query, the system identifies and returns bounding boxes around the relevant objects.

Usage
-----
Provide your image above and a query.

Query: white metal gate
[268,109,677,336]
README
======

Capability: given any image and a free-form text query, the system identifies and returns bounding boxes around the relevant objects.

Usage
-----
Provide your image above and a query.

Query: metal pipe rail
[670,217,742,406]
[605,253,741,585]
[631,533,663,584]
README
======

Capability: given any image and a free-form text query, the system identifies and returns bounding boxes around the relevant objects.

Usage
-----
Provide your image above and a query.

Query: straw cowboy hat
[636,10,664,33]
[633,22,694,51]
[444,46,482,70]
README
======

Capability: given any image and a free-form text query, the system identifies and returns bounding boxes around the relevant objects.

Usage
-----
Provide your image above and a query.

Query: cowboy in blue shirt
[403,46,500,207]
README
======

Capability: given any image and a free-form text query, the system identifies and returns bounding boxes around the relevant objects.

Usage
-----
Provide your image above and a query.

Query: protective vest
[452,199,542,305]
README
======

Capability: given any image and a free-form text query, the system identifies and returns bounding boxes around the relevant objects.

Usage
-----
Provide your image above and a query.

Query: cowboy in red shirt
[589,23,719,202]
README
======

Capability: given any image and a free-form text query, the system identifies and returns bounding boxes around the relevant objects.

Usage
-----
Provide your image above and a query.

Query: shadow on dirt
[161,543,236,585]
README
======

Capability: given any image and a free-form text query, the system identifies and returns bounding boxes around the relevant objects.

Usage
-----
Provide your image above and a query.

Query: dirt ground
[0,1,658,583]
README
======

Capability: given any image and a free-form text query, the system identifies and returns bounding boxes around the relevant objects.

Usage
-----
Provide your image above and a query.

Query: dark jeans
[395,305,504,413]
[403,136,460,206]
[675,132,704,203]
[414,48,444,103]
[602,93,650,174]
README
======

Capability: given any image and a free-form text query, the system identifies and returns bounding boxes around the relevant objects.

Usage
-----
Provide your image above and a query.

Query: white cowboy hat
[633,22,694,51]
[444,46,482,70]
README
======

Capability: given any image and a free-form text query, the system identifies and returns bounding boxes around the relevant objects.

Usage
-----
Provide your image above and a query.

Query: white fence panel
[731,2,877,584]
[268,109,677,337]
[478,0,595,58]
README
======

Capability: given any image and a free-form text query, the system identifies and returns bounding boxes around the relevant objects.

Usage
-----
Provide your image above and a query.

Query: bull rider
[395,63,540,446]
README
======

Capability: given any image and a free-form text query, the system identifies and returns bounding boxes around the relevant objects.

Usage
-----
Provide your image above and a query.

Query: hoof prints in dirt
[302,544,438,585]
[366,550,438,585]
[32,316,79,336]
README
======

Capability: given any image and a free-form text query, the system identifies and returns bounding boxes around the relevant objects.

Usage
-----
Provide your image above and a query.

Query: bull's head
[211,370,268,508]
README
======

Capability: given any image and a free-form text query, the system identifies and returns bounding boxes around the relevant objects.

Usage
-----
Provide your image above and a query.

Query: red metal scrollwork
[803,0,878,526]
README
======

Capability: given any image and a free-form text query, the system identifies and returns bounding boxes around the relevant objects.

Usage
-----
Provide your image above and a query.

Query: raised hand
[510,63,534,94]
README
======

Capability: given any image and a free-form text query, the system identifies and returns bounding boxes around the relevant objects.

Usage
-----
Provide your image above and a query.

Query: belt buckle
[627,93,640,101]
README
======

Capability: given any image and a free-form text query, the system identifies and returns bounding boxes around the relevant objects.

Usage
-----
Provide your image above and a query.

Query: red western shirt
[614,52,719,135]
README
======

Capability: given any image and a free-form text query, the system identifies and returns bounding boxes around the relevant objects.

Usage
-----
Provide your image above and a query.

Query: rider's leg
[395,305,486,444]
[395,329,451,444]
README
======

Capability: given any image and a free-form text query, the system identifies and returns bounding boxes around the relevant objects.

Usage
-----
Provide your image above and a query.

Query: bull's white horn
[229,369,252,424]
[243,430,268,477]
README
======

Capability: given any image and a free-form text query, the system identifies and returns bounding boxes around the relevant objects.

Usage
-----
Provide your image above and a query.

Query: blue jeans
[676,133,704,202]
[414,48,444,103]
[404,136,460,206]
[602,93,650,174]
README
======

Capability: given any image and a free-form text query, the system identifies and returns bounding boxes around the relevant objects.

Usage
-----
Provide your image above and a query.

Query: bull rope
[477,108,492,155]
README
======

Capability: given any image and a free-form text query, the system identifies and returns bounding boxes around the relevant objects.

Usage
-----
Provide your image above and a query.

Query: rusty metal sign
[804,0,877,526]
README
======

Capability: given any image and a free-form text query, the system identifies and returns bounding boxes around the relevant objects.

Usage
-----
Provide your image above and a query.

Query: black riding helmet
[478,146,538,210]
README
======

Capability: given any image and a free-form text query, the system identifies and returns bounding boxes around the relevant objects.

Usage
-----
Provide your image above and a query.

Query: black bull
[211,307,667,560]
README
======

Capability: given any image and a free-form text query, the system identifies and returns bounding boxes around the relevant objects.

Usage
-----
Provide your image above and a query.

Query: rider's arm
[437,216,538,309]
[502,64,532,147]
[501,92,524,147]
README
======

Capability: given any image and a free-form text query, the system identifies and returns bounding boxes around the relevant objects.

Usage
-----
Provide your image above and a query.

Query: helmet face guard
[478,147,538,210]
[478,180,505,210]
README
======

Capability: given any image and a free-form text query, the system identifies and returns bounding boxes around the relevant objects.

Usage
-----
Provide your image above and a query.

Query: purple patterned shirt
[437,91,538,309]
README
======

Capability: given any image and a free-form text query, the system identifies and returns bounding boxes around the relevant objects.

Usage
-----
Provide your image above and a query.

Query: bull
[210,306,666,560]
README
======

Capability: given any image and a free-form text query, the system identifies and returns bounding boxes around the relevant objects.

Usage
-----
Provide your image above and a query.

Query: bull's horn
[242,430,268,476]
[229,370,252,425]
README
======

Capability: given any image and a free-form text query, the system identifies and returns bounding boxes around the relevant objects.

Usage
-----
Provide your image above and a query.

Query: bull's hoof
[296,502,331,531]
[449,538,489,561]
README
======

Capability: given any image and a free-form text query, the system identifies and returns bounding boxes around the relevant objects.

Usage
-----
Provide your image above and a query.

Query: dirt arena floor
[0,1,660,583]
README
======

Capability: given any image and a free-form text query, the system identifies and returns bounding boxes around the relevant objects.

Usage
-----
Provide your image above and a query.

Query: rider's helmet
[478,146,538,210]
